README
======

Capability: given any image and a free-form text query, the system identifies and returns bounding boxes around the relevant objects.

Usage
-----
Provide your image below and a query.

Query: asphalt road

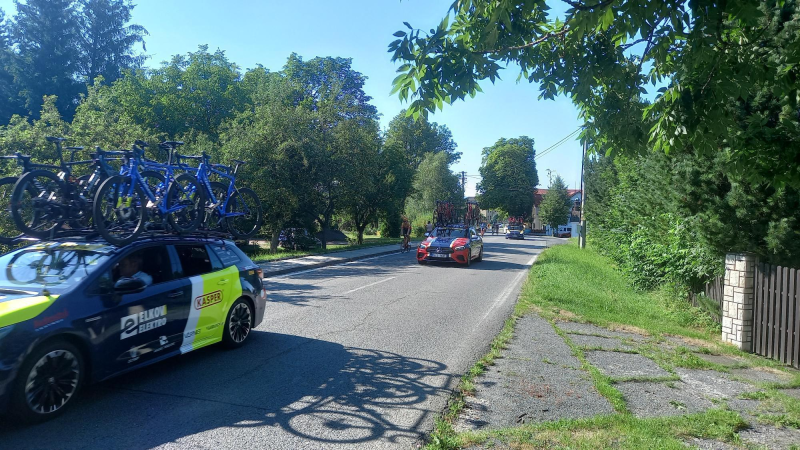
[0,236,551,449]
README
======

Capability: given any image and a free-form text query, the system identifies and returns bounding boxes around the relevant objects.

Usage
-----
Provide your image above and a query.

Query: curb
[261,244,416,278]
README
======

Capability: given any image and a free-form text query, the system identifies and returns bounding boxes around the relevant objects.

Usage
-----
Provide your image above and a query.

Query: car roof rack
[7,229,241,249]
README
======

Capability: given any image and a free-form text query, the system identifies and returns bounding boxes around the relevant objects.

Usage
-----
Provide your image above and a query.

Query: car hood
[0,291,59,328]
[425,237,468,248]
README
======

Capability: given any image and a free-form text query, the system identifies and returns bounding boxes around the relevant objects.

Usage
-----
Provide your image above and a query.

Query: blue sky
[1,0,585,196]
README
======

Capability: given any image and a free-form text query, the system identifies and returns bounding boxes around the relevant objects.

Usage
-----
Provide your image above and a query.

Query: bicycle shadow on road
[0,332,451,449]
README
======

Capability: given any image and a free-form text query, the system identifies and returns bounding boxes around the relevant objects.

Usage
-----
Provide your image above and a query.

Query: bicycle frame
[192,157,246,219]
[121,150,187,216]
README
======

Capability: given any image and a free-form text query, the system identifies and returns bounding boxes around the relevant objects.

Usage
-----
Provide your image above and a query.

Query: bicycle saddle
[46,136,66,143]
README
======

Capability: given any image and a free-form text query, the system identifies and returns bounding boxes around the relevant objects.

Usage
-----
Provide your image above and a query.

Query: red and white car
[417,226,484,266]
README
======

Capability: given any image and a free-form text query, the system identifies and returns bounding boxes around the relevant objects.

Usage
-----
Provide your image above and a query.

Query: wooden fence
[690,275,724,324]
[754,263,800,369]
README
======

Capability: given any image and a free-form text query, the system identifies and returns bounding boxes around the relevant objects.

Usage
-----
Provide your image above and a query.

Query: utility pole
[546,169,553,186]
[579,138,587,249]
[461,171,467,191]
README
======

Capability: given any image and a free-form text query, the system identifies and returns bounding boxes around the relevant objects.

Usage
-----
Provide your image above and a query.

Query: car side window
[175,245,214,278]
[87,247,171,295]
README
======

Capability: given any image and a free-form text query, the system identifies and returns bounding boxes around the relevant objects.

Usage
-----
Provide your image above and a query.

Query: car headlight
[454,246,467,251]
[0,325,13,341]
[418,244,427,249]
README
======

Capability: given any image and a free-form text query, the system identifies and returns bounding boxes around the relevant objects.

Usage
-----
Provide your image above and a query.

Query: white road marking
[480,254,539,322]
[343,276,397,295]
[268,252,401,279]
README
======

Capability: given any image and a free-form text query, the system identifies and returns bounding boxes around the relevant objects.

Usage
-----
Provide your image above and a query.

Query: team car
[417,225,484,266]
[0,236,267,423]
[506,225,525,240]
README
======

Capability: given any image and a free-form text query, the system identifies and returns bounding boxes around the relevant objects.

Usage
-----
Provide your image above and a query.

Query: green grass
[455,409,746,449]
[517,242,720,340]
[244,233,400,262]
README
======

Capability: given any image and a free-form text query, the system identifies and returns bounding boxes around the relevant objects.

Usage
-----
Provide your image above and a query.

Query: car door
[90,246,190,378]
[173,244,241,353]
[470,228,482,258]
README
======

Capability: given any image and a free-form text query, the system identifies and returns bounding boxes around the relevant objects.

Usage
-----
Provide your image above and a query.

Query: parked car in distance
[0,236,267,423]
[506,225,525,240]
[556,226,572,238]
[279,228,322,251]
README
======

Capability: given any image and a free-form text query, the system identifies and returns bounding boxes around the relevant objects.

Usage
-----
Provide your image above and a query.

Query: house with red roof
[532,189,582,236]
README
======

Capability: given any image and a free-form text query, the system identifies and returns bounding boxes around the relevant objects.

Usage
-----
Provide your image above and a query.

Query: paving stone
[675,368,755,399]
[568,334,635,351]
[682,437,736,449]
[555,321,647,341]
[739,424,800,450]
[585,351,670,378]
[693,353,745,367]
[617,381,715,418]
[780,388,800,400]
[730,367,794,384]
[455,315,613,431]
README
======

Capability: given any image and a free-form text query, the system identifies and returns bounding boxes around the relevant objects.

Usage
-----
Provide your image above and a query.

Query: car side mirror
[114,277,146,295]
[424,232,429,237]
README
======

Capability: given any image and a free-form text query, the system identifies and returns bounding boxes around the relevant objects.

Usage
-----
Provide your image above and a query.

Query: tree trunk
[356,223,366,245]
[270,231,280,254]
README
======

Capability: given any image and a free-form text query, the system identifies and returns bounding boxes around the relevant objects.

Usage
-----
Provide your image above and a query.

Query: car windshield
[0,243,113,294]
[432,227,469,238]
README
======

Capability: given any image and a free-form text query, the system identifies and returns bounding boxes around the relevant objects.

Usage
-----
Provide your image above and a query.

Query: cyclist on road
[401,216,411,251]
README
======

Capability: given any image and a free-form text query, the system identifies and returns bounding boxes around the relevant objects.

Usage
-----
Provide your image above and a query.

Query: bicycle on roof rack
[170,146,263,239]
[91,141,207,246]
[5,137,99,242]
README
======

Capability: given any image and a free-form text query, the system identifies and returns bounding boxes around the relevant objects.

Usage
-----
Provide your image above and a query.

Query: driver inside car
[117,252,153,287]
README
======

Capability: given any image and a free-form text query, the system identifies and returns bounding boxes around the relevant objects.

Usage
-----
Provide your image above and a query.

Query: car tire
[476,247,483,262]
[465,250,471,267]
[417,259,426,265]
[10,339,85,424]
[222,298,254,349]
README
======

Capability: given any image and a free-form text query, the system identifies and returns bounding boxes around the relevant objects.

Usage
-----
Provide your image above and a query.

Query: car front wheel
[223,298,254,348]
[11,340,85,424]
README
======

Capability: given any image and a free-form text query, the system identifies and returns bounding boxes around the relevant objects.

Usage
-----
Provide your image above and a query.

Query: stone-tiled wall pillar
[721,253,756,351]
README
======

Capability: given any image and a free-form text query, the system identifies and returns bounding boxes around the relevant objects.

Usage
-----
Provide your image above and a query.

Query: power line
[535,127,581,160]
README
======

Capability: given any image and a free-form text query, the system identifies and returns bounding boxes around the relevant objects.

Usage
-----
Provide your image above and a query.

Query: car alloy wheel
[25,349,80,415]
[228,302,252,344]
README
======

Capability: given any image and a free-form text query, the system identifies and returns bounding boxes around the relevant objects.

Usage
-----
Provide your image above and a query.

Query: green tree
[390,1,800,187]
[0,95,71,168]
[0,8,24,123]
[78,0,148,83]
[383,110,461,170]
[11,0,82,119]
[70,77,160,149]
[220,71,318,252]
[282,54,380,249]
[405,152,464,227]
[476,136,537,218]
[539,176,571,234]
[112,45,245,140]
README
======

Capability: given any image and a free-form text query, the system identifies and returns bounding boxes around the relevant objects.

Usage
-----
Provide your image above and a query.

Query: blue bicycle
[92,143,206,245]
[172,149,263,239]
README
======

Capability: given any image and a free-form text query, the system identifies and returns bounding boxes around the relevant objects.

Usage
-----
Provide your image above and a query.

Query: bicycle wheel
[203,181,229,232]
[224,187,263,239]
[93,175,146,246]
[140,170,166,198]
[166,173,206,233]
[11,170,65,240]
[0,176,27,244]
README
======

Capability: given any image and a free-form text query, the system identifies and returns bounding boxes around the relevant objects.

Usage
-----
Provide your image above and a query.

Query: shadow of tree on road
[0,332,451,449]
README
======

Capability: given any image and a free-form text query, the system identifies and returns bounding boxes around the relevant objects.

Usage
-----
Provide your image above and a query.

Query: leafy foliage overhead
[390,0,800,186]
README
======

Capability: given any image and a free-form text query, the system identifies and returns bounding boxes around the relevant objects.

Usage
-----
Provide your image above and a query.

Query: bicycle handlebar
[134,140,149,148]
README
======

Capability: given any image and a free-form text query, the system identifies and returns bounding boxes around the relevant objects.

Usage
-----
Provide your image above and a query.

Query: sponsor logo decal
[194,291,222,310]
[121,305,167,340]
[184,329,201,339]
[33,309,69,330]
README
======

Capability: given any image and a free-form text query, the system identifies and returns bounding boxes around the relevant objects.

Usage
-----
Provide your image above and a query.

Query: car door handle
[217,279,229,285]
[167,290,183,298]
